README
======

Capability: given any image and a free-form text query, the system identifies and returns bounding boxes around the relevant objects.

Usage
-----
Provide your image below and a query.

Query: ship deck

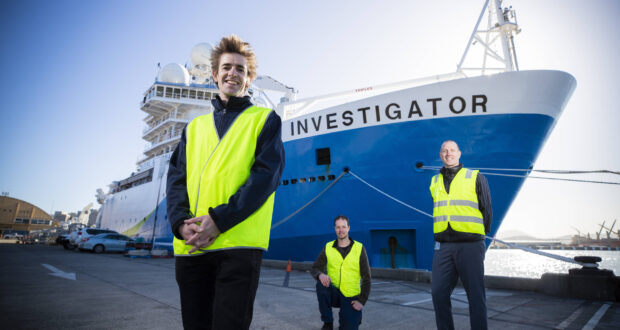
[1,243,618,329]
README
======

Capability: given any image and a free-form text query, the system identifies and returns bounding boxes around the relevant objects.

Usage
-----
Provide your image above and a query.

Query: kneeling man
[311,215,371,330]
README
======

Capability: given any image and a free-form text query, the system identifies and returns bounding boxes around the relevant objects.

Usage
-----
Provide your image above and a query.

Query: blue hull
[266,113,555,270]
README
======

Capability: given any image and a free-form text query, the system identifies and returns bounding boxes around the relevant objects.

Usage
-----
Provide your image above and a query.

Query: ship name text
[287,94,487,138]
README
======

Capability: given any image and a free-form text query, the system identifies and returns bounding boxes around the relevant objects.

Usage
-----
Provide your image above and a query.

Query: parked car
[78,233,134,253]
[56,234,71,249]
[3,233,23,239]
[68,228,118,249]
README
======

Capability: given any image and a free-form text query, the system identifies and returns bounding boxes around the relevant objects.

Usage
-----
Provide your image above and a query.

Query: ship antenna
[457,0,521,76]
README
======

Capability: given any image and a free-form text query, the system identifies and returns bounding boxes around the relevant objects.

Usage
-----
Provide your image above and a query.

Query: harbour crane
[596,220,606,241]
[600,219,618,240]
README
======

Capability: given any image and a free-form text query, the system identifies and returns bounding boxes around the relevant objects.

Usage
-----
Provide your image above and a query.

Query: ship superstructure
[98,46,218,244]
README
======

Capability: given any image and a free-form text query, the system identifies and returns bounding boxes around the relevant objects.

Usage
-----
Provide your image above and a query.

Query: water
[484,249,620,278]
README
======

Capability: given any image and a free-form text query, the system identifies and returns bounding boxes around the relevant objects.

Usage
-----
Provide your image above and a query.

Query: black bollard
[541,255,619,301]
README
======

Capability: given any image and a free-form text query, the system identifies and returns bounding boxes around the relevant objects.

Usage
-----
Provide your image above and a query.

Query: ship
[97,0,576,270]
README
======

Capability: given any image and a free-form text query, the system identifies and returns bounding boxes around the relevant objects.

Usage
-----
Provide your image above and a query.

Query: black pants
[175,249,263,330]
[316,281,362,330]
[431,240,487,330]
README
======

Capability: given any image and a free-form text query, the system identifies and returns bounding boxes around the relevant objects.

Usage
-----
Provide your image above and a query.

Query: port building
[0,196,56,236]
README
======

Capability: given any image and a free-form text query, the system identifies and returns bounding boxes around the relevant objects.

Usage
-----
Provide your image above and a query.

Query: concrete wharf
[1,243,618,329]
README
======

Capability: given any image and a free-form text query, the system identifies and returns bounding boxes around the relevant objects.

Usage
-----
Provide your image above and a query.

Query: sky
[0,0,618,238]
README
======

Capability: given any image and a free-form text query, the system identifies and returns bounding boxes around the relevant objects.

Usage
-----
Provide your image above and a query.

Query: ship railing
[144,133,182,152]
[136,150,173,169]
[142,83,217,106]
[142,116,189,136]
[278,72,465,120]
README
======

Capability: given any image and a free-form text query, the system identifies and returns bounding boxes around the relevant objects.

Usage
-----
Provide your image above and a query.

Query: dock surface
[1,243,618,329]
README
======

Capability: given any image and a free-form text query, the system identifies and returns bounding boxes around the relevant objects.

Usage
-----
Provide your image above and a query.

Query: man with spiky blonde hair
[167,35,285,329]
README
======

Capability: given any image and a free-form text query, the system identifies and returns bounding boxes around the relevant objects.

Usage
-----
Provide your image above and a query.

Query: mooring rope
[270,167,597,267]
[347,170,593,267]
[347,171,432,218]
[271,171,347,230]
[420,166,620,185]
[422,165,620,175]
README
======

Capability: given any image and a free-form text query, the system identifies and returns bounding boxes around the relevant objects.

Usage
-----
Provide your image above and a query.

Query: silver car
[78,233,134,253]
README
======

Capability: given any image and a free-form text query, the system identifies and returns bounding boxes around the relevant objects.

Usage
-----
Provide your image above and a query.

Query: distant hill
[496,229,574,242]
[496,229,540,240]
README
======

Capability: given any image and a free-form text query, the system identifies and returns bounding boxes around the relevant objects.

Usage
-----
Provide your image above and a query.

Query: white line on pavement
[582,303,611,330]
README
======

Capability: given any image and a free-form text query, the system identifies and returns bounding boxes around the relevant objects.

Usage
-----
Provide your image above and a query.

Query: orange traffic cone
[286,259,292,272]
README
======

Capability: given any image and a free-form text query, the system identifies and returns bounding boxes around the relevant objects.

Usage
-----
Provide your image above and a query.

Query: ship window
[309,177,316,182]
[181,89,188,98]
[190,90,196,99]
[318,176,326,181]
[282,180,288,185]
[173,88,181,99]
[299,178,306,183]
[291,179,298,184]
[206,92,212,99]
[316,148,331,165]
[328,175,336,180]
[165,87,172,98]
[197,91,204,99]
[156,86,164,97]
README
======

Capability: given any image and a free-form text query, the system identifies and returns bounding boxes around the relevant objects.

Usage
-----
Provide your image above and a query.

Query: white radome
[190,42,214,66]
[159,63,190,85]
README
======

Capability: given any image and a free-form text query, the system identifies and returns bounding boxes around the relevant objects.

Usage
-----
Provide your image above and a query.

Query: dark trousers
[431,240,487,330]
[316,281,362,330]
[175,249,262,330]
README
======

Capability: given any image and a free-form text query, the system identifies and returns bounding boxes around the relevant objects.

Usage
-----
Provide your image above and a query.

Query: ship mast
[457,0,521,75]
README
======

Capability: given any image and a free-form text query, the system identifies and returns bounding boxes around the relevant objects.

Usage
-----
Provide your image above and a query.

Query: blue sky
[0,0,618,238]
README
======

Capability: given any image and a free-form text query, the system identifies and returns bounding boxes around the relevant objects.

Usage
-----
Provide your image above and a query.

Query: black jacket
[166,95,285,239]
[433,164,493,242]
[310,239,372,305]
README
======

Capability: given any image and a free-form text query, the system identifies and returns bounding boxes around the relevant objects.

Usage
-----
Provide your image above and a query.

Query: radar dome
[159,63,190,85]
[190,43,214,66]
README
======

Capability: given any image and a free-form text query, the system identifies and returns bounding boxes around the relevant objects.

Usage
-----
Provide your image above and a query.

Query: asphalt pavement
[0,243,618,329]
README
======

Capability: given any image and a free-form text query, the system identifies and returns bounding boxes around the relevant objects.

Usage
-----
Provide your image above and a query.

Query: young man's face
[334,219,350,240]
[213,52,250,101]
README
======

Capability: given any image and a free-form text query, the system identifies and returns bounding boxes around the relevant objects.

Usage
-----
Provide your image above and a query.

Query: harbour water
[485,249,620,278]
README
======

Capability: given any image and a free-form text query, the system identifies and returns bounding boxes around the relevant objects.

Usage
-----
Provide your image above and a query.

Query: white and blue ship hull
[99,70,576,270]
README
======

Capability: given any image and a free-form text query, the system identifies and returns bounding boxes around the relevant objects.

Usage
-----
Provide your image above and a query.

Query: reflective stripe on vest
[429,168,484,235]
[325,240,363,297]
[173,106,275,256]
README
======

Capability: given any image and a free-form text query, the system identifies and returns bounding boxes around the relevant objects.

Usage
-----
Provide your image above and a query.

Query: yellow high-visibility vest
[429,168,485,235]
[173,106,275,256]
[325,240,363,297]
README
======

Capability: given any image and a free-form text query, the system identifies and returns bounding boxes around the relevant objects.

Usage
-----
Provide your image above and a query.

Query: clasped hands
[180,214,221,253]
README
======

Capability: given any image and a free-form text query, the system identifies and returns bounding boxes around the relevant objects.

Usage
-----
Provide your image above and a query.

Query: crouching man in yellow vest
[311,215,371,330]
[430,140,492,330]
[166,35,284,330]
